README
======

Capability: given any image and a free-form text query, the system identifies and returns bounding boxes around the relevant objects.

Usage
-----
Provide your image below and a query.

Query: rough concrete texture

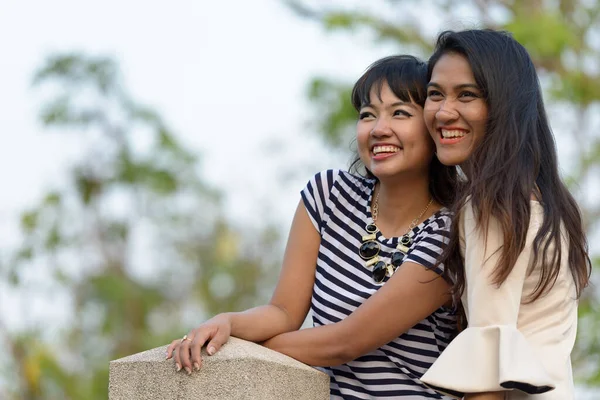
[109,337,330,400]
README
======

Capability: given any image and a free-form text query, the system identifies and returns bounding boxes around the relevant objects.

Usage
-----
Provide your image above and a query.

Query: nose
[370,117,393,137]
[435,101,459,123]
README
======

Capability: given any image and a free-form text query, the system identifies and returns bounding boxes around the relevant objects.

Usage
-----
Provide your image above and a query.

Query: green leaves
[307,77,356,148]
[43,192,61,206]
[115,150,179,194]
[3,52,282,399]
[506,12,579,61]
[323,12,356,30]
[33,53,118,95]
[74,170,103,205]
[550,70,600,106]
[20,210,39,233]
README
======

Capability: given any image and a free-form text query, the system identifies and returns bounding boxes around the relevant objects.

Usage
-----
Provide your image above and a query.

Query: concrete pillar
[109,337,330,399]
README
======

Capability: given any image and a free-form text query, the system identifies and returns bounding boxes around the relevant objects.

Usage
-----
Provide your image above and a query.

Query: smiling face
[424,52,488,167]
[357,81,434,181]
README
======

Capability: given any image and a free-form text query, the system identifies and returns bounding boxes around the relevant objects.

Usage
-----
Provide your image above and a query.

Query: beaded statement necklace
[359,188,433,283]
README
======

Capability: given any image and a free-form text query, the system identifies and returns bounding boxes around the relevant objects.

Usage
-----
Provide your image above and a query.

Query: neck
[374,173,439,237]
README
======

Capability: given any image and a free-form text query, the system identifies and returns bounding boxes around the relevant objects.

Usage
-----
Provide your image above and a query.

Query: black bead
[359,241,380,259]
[365,223,378,233]
[391,251,405,267]
[372,261,387,283]
[400,235,412,246]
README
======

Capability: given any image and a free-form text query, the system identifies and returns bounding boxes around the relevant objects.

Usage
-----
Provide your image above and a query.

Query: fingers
[173,339,183,372]
[178,335,195,375]
[171,316,232,374]
[165,339,179,360]
[189,329,213,371]
[189,336,203,371]
[205,329,228,356]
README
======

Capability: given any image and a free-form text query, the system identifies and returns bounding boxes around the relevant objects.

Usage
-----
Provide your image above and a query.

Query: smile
[441,129,466,138]
[439,128,467,144]
[372,145,401,155]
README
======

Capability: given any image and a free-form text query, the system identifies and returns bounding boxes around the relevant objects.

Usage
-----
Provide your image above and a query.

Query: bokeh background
[1,0,599,398]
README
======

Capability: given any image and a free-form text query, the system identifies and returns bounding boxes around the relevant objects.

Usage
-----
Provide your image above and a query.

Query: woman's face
[424,52,488,167]
[357,81,434,181]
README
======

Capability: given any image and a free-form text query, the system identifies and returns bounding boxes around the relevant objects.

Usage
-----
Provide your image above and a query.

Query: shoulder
[433,208,453,225]
[307,169,373,194]
[422,208,453,236]
[404,209,453,271]
[409,209,453,251]
[409,209,453,249]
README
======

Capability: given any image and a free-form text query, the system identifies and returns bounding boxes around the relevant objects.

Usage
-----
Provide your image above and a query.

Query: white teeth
[373,145,400,155]
[441,129,466,138]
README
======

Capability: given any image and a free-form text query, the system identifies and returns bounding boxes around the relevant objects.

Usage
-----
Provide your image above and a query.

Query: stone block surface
[109,337,330,400]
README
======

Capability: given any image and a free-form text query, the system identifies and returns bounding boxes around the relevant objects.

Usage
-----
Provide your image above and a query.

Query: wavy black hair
[428,29,591,302]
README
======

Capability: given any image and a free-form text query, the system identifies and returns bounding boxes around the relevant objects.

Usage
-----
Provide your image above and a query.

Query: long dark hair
[349,55,458,208]
[429,30,591,302]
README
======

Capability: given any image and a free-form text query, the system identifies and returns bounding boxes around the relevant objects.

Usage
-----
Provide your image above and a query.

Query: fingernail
[193,362,200,371]
[165,351,169,359]
[176,363,181,372]
[208,346,215,355]
[185,367,192,375]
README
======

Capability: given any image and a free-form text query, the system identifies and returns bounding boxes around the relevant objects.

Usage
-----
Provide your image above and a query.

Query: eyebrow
[361,101,417,110]
[427,82,481,90]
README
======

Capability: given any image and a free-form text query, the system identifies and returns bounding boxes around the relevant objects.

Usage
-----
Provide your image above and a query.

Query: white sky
[0,0,415,246]
[0,0,409,333]
[0,0,591,330]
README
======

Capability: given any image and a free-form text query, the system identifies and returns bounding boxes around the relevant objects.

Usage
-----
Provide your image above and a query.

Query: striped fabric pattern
[301,170,456,399]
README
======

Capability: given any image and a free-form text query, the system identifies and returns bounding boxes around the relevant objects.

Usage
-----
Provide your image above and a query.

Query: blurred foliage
[307,78,356,148]
[285,0,600,385]
[0,54,280,399]
[3,1,600,397]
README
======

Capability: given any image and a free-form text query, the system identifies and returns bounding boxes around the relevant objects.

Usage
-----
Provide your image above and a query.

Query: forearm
[464,392,505,400]
[227,304,297,343]
[224,201,316,344]
[263,262,453,367]
[262,323,351,367]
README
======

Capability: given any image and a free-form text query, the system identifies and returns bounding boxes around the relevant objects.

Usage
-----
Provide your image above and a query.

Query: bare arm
[263,261,451,366]
[465,393,505,400]
[228,200,320,340]
[169,201,321,372]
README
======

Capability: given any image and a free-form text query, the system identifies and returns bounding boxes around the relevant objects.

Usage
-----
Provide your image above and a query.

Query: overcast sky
[0,0,409,334]
[2,0,593,320]
[0,0,589,324]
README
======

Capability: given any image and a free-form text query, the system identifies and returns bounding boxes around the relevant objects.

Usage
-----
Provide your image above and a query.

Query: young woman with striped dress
[167,55,459,399]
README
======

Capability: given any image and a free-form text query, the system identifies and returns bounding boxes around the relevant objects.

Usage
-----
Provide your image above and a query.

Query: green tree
[284,0,600,385]
[0,54,280,399]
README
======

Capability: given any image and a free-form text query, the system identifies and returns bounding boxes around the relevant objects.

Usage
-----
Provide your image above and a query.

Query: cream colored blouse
[421,201,578,399]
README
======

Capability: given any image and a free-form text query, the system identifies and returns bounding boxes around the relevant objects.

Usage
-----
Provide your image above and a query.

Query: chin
[370,168,413,181]
[435,151,465,167]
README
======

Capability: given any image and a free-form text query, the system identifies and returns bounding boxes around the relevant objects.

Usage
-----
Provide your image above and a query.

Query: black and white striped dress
[301,170,456,399]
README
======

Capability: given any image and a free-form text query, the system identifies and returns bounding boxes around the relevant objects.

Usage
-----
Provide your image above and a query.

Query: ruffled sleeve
[420,202,554,398]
